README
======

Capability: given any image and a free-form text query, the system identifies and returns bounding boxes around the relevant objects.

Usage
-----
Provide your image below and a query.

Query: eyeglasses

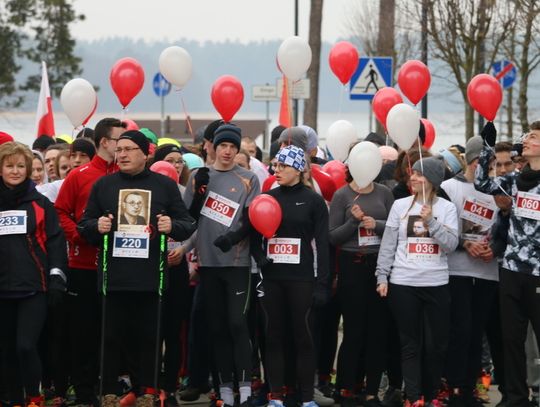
[115,147,140,154]
[165,159,186,166]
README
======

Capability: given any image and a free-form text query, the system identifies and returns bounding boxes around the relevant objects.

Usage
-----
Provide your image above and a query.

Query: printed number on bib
[407,237,440,262]
[112,232,150,258]
[0,210,27,235]
[358,227,381,246]
[515,191,540,221]
[200,191,240,227]
[267,238,301,264]
[461,198,496,228]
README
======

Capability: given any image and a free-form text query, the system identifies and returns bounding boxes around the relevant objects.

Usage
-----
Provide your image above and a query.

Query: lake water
[0,109,474,153]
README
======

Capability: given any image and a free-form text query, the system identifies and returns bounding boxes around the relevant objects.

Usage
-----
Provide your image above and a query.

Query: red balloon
[123,118,139,131]
[249,195,282,238]
[372,88,403,129]
[211,75,244,122]
[322,160,347,189]
[467,74,503,121]
[110,57,145,108]
[329,41,359,85]
[150,161,179,184]
[420,118,436,149]
[397,60,431,105]
[311,166,337,202]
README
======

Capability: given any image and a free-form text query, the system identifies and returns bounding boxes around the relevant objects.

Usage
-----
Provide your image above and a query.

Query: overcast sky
[71,0,359,43]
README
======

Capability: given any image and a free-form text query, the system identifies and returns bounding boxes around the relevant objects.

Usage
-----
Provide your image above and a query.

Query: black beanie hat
[203,119,224,142]
[213,124,241,151]
[71,138,96,159]
[154,144,183,163]
[32,135,56,152]
[118,130,150,155]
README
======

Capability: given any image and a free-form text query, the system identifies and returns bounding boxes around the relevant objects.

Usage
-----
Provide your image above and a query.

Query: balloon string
[406,151,413,196]
[180,94,194,142]
[120,107,127,121]
[385,132,389,146]
[417,138,426,204]
[338,84,344,116]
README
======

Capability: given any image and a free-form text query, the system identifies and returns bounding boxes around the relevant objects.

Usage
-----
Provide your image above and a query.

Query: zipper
[26,235,47,291]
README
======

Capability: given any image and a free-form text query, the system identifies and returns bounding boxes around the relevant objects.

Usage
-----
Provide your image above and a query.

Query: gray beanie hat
[299,125,319,152]
[465,136,484,164]
[277,127,308,152]
[412,156,445,190]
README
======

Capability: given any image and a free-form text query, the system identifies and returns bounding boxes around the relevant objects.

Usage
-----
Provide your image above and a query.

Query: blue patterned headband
[275,145,306,172]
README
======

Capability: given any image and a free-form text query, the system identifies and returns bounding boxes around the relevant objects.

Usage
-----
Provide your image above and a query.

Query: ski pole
[153,211,167,399]
[99,211,111,406]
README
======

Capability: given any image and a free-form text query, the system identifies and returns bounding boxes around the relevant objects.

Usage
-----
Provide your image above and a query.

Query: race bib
[112,231,150,259]
[358,227,381,246]
[461,233,487,243]
[0,210,27,235]
[200,191,240,227]
[515,191,540,221]
[407,237,441,262]
[461,198,497,228]
[267,238,301,264]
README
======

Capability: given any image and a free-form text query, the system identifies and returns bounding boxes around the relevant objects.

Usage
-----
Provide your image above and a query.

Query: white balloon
[159,46,192,88]
[60,78,97,128]
[277,36,312,81]
[347,142,383,188]
[386,103,421,150]
[326,120,358,162]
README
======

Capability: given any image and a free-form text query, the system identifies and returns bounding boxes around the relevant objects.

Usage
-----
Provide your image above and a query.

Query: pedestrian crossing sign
[350,57,393,100]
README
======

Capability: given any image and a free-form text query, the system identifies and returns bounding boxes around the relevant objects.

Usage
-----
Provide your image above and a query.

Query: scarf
[0,178,31,210]
[516,164,540,192]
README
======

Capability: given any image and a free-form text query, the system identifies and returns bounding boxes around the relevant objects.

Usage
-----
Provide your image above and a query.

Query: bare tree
[303,0,323,131]
[425,0,514,139]
[512,0,540,133]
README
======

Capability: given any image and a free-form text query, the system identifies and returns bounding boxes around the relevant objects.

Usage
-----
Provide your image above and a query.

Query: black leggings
[388,283,450,403]
[102,292,159,395]
[336,252,388,395]
[445,276,497,392]
[261,279,315,402]
[199,267,252,386]
[0,293,47,401]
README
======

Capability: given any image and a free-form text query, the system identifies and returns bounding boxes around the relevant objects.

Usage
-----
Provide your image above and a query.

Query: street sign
[491,60,517,89]
[350,57,393,100]
[252,85,278,102]
[153,73,172,97]
[277,78,310,99]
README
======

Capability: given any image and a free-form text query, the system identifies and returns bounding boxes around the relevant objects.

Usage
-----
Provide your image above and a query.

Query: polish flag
[35,61,55,138]
[279,75,292,128]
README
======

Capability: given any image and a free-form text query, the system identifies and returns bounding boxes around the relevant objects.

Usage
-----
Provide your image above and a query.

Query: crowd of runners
[0,116,539,407]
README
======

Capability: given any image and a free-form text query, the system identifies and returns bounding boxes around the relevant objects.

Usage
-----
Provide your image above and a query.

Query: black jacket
[256,183,330,285]
[78,169,196,292]
[0,181,67,292]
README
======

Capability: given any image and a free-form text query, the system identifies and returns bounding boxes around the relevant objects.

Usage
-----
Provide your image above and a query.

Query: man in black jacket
[78,130,196,407]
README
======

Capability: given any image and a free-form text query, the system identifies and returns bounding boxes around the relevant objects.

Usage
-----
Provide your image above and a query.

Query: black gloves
[213,235,233,252]
[312,282,329,307]
[254,254,274,268]
[194,167,210,195]
[480,122,497,148]
[189,167,210,221]
[48,274,67,307]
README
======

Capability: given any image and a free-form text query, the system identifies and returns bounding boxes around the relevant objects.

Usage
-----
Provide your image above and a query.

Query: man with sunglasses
[54,117,126,407]
[475,121,540,407]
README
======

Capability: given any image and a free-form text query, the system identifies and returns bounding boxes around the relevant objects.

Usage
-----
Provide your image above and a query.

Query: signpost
[153,73,172,137]
[349,57,393,132]
[252,84,278,150]
[350,57,393,100]
[491,60,517,135]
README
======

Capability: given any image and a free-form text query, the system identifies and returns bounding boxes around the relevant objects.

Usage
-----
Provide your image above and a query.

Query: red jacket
[55,155,117,269]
